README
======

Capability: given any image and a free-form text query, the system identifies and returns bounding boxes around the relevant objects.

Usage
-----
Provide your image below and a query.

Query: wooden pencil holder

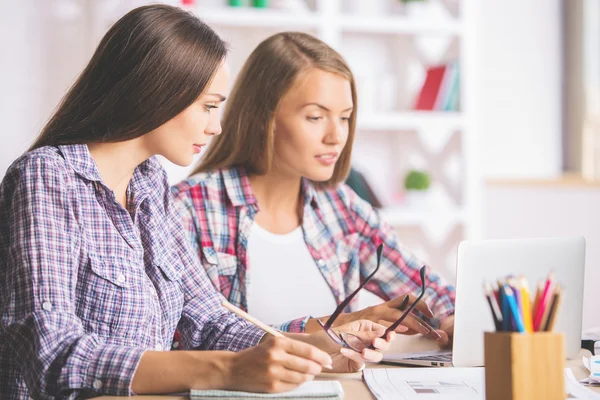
[484,332,565,400]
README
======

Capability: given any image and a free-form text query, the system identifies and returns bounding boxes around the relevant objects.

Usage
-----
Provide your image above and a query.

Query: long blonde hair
[193,31,357,185]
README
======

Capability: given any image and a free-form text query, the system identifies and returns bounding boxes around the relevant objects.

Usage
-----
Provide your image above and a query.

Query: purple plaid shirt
[0,145,264,399]
[171,167,455,333]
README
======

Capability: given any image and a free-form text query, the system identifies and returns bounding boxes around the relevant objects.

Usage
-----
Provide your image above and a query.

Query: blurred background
[1,0,598,330]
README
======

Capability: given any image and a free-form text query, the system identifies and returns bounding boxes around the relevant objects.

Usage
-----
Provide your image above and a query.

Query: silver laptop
[383,236,586,367]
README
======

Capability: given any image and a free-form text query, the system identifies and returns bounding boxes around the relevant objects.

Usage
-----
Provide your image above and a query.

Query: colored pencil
[519,276,533,333]
[532,281,543,327]
[484,282,503,331]
[503,285,526,333]
[544,286,563,332]
[533,272,555,332]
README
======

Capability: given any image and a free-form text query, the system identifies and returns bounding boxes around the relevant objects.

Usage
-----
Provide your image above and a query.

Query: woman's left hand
[308,319,395,373]
[435,314,454,349]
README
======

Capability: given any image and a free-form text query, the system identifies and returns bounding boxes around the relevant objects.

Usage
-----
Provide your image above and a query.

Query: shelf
[186,6,319,29]
[357,112,463,131]
[486,174,600,189]
[340,15,462,36]
[378,205,465,226]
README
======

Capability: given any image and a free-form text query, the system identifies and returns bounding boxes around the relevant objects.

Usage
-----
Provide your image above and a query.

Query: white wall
[0,2,45,176]
[479,1,600,330]
[477,0,563,179]
[485,182,600,330]
[0,2,91,177]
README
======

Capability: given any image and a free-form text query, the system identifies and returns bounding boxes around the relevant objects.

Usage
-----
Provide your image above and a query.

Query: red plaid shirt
[171,167,455,333]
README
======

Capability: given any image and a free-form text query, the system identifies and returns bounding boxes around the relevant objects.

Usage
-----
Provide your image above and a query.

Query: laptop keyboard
[404,353,453,362]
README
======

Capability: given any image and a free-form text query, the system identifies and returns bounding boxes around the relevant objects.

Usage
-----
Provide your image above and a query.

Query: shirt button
[155,343,163,351]
[42,302,52,311]
[317,259,325,267]
[93,379,103,390]
[117,274,126,284]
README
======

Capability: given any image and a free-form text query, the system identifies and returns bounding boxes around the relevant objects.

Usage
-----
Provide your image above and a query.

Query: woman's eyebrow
[206,93,227,102]
[301,103,353,112]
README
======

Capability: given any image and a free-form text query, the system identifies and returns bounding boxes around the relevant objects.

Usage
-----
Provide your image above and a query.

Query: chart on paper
[363,368,484,400]
[406,379,479,396]
[363,368,600,400]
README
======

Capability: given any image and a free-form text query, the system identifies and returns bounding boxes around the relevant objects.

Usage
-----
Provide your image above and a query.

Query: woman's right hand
[224,335,332,393]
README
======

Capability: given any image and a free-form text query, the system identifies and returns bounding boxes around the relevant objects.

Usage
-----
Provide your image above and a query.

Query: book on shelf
[414,61,460,111]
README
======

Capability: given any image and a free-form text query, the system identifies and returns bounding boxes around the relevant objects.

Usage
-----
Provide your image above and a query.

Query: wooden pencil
[222,300,285,338]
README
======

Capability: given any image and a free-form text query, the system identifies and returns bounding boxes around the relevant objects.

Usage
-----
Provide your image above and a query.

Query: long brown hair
[30,5,227,150]
[194,32,357,185]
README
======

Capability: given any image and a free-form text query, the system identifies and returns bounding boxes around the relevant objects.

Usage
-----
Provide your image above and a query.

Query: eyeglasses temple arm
[383,289,427,334]
[322,244,384,330]
[380,266,428,336]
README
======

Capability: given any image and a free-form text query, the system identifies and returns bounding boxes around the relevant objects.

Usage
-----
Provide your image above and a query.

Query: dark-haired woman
[0,5,392,399]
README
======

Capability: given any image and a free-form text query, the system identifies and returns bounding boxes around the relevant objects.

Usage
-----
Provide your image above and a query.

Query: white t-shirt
[246,223,338,326]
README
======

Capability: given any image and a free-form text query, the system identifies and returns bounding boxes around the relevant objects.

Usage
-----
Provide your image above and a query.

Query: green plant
[404,170,431,191]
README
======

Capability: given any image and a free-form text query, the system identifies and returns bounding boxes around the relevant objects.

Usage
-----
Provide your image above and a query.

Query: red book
[414,65,447,110]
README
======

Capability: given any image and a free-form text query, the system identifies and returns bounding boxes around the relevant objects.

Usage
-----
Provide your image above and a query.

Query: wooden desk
[99,336,600,399]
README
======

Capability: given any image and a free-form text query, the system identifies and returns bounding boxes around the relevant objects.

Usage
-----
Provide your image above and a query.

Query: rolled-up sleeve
[1,157,145,398]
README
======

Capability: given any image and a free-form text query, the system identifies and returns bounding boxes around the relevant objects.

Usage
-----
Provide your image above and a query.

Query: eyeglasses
[317,244,428,353]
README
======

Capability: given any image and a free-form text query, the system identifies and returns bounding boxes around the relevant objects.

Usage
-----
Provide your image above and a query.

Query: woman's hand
[225,335,331,393]
[308,319,396,373]
[329,295,440,340]
[436,314,454,349]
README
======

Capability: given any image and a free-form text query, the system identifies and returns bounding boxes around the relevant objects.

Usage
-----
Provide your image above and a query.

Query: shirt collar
[58,143,163,188]
[58,144,103,182]
[221,167,319,210]
[222,167,258,207]
[300,178,320,210]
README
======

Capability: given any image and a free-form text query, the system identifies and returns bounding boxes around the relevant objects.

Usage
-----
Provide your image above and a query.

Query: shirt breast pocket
[336,233,361,273]
[201,247,238,297]
[78,253,147,339]
[153,249,184,328]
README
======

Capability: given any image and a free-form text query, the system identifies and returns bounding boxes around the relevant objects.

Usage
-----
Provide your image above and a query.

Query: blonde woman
[172,32,455,345]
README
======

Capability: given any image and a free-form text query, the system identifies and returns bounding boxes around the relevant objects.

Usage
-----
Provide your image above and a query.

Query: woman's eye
[341,116,350,122]
[205,104,218,112]
[307,116,322,121]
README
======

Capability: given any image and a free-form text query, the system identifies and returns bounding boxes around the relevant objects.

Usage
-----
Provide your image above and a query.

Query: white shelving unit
[190,6,319,28]
[339,15,463,35]
[96,0,479,280]
[357,111,464,131]
[379,205,465,226]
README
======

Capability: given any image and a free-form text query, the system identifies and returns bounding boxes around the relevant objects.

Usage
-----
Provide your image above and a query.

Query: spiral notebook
[190,380,343,399]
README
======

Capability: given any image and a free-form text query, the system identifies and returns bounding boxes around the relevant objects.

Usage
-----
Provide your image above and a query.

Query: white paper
[566,369,600,399]
[363,368,600,400]
[190,380,343,398]
[580,356,600,385]
[363,368,484,400]
[585,356,592,372]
